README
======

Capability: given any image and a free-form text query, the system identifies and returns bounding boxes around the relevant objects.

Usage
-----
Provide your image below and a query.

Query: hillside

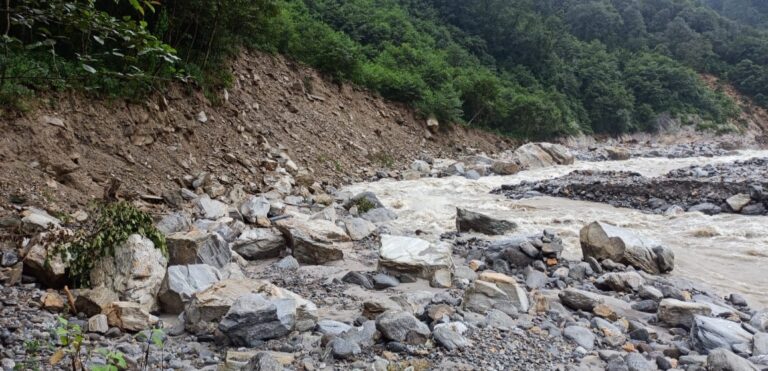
[0,52,506,211]
[4,0,768,139]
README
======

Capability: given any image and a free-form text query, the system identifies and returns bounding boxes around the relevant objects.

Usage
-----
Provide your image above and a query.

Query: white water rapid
[344,150,768,307]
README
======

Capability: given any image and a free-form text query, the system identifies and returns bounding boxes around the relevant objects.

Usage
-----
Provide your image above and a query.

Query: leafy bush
[53,202,167,287]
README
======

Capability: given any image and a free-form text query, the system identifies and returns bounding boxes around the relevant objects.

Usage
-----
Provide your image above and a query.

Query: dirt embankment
[0,52,510,213]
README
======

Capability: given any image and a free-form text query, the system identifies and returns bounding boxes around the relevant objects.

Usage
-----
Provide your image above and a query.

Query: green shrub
[53,202,167,287]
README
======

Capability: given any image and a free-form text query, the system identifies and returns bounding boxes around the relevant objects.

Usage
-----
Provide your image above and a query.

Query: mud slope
[0,52,509,211]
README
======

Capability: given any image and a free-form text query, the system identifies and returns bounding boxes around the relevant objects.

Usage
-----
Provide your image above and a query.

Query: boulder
[606,147,631,161]
[510,142,573,169]
[276,218,351,265]
[410,160,431,174]
[75,286,120,317]
[455,208,517,235]
[477,271,529,312]
[195,195,228,220]
[691,316,753,354]
[361,208,397,224]
[218,294,297,346]
[463,280,512,314]
[726,194,752,212]
[345,192,385,210]
[90,234,167,312]
[233,228,285,260]
[754,332,768,356]
[104,302,157,332]
[378,235,452,279]
[658,299,712,329]
[375,310,431,345]
[752,311,768,332]
[158,264,223,314]
[185,279,316,328]
[167,230,232,269]
[595,272,645,292]
[491,161,521,176]
[580,221,674,274]
[706,348,760,371]
[240,195,271,224]
[41,292,65,312]
[23,230,70,287]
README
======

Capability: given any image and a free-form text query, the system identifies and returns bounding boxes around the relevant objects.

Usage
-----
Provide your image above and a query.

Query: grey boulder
[580,221,674,274]
[455,208,517,236]
[218,294,297,346]
[691,315,753,354]
[376,310,431,345]
[158,264,222,314]
[233,228,285,260]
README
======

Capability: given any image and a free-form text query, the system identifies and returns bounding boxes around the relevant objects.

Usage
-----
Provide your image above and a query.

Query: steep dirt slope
[0,52,510,212]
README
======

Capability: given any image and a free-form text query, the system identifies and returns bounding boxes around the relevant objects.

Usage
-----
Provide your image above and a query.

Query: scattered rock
[41,292,65,312]
[88,314,109,334]
[706,348,759,371]
[564,326,595,350]
[433,322,472,350]
[658,299,712,329]
[456,208,517,235]
[691,315,753,354]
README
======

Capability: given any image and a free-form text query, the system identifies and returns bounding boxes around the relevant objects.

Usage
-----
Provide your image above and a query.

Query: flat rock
[691,315,753,354]
[378,235,452,279]
[658,299,712,329]
[559,288,604,311]
[564,326,596,350]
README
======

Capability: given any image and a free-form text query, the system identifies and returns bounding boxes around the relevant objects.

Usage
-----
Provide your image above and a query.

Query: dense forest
[2,0,768,138]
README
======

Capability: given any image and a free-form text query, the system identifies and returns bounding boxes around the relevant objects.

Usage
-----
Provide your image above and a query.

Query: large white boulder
[378,235,452,279]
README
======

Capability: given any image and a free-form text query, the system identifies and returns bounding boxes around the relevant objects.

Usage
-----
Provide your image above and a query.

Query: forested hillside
[3,0,768,139]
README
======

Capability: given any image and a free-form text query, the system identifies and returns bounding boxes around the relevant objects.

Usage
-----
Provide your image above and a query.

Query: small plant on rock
[52,201,167,287]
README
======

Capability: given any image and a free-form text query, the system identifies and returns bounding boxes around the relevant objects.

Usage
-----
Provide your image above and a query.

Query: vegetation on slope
[2,0,768,138]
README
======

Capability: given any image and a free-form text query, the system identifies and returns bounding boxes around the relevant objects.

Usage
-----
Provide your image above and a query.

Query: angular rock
[196,195,228,220]
[233,228,285,260]
[456,208,517,235]
[90,234,167,312]
[244,352,283,371]
[691,315,753,354]
[104,301,157,332]
[491,160,521,176]
[41,292,65,312]
[342,271,374,290]
[276,218,350,265]
[378,235,452,279]
[218,294,296,346]
[595,272,645,293]
[433,322,471,350]
[375,310,431,345]
[580,221,674,274]
[22,231,70,287]
[360,208,397,224]
[372,273,399,289]
[477,271,529,312]
[240,195,271,224]
[156,212,191,236]
[463,280,511,314]
[88,314,109,334]
[430,269,452,288]
[512,143,573,169]
[316,320,352,336]
[167,230,232,269]
[20,208,62,231]
[658,299,712,329]
[275,256,300,270]
[75,286,120,317]
[158,264,222,314]
[726,194,752,212]
[344,218,376,241]
[707,348,759,371]
[606,147,631,161]
[185,279,316,327]
[564,326,596,350]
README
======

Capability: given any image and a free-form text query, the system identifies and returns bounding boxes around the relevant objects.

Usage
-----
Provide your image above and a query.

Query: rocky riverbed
[496,157,768,216]
[1,142,768,371]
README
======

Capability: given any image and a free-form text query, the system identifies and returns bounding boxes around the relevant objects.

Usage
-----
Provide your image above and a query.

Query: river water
[344,150,768,308]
